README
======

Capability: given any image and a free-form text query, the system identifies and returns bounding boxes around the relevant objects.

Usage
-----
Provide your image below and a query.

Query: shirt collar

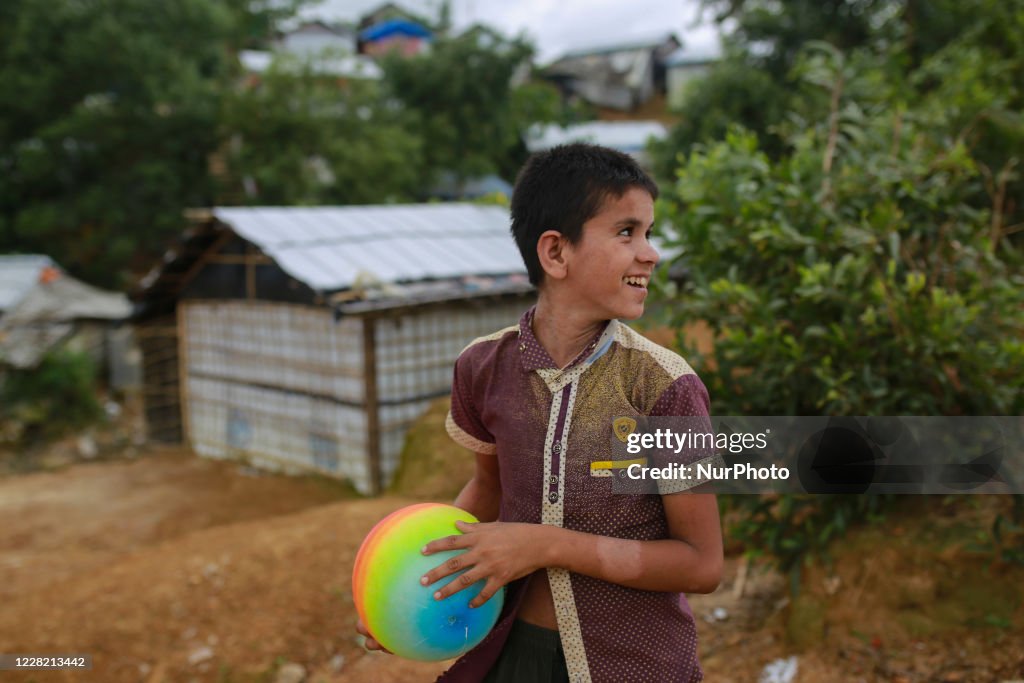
[517,306,612,373]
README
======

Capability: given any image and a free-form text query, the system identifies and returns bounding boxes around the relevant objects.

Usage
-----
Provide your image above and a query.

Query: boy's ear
[536,230,569,281]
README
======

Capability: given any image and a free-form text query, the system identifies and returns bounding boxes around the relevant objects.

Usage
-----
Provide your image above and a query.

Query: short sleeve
[650,373,711,419]
[445,351,497,455]
[649,373,722,494]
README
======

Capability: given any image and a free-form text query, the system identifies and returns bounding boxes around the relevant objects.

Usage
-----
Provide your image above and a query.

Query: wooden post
[362,316,382,495]
[176,302,192,447]
[245,244,256,300]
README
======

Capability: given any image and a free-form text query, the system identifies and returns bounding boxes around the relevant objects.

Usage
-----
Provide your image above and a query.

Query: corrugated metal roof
[525,121,668,154]
[2,274,131,324]
[1,254,131,368]
[553,32,677,62]
[238,49,383,80]
[212,204,527,292]
[0,254,54,313]
[665,43,722,67]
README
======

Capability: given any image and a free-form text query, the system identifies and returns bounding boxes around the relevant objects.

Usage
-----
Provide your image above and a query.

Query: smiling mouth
[623,275,649,288]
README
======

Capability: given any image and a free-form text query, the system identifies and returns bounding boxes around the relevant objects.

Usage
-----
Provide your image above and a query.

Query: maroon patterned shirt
[439,307,713,683]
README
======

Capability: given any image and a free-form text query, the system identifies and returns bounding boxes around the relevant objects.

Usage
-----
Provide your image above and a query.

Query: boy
[361,143,723,682]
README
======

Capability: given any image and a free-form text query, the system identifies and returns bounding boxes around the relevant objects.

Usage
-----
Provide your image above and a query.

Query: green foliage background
[657,3,1024,418]
[0,1,569,288]
[220,57,427,205]
[0,0,239,286]
[653,0,1024,577]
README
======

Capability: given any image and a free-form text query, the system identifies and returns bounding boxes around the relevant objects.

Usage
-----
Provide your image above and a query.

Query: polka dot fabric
[440,307,709,683]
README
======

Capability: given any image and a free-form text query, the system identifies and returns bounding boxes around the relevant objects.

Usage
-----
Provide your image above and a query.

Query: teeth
[624,276,648,287]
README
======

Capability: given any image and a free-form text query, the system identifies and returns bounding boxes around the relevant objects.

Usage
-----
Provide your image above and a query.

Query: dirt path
[0,451,1021,683]
[0,451,439,682]
[0,449,352,600]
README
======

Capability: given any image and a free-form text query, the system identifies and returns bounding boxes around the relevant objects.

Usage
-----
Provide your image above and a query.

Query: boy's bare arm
[422,490,723,604]
[452,452,501,522]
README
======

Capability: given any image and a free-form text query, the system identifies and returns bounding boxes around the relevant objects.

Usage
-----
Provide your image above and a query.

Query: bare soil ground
[0,427,1022,682]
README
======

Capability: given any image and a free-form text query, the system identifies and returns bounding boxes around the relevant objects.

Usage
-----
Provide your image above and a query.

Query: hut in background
[542,34,681,111]
[524,120,668,171]
[134,204,533,494]
[0,254,131,374]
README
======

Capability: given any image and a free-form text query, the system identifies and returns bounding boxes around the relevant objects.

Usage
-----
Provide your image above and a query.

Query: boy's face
[561,186,659,321]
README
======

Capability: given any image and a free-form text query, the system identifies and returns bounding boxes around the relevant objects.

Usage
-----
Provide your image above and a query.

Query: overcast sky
[301,0,723,63]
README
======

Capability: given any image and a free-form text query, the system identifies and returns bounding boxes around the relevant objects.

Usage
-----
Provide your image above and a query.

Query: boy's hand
[420,520,544,607]
[355,618,392,654]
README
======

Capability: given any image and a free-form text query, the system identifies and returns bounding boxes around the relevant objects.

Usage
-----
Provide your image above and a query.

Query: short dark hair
[510,143,658,286]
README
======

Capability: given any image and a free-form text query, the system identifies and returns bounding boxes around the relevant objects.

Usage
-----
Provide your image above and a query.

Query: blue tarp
[360,19,432,42]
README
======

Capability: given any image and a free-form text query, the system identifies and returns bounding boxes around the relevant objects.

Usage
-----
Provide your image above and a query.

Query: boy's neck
[532,294,608,370]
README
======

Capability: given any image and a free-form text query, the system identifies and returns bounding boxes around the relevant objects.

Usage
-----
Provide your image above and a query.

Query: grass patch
[388,397,475,501]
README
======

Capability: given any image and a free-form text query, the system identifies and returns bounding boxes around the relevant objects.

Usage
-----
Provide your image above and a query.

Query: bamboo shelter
[134,205,533,494]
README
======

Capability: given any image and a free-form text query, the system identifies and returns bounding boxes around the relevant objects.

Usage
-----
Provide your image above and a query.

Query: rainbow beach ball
[352,503,505,661]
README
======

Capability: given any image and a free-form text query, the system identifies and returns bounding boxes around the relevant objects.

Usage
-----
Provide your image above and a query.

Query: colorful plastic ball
[352,503,505,661]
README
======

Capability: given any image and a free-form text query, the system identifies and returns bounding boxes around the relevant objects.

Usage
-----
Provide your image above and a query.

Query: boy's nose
[639,239,660,265]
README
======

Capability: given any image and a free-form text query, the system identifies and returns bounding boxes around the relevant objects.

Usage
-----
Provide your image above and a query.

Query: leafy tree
[0,0,280,287]
[220,55,426,205]
[653,0,896,179]
[224,0,310,50]
[222,24,574,205]
[379,27,565,188]
[0,1,571,286]
[654,0,1024,187]
[699,0,892,77]
[653,45,790,176]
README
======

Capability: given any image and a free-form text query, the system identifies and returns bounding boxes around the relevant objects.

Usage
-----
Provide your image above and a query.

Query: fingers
[468,578,504,609]
[365,636,393,654]
[420,529,476,586]
[433,572,504,607]
[355,618,392,654]
[419,521,509,604]
[420,548,473,587]
[421,531,472,556]
[431,568,485,601]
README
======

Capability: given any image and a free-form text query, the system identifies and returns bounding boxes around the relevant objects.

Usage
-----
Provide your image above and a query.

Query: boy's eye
[619,226,655,238]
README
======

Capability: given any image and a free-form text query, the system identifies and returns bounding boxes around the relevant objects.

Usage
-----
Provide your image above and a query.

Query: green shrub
[1,349,103,441]
[660,38,1022,416]
[656,40,1024,578]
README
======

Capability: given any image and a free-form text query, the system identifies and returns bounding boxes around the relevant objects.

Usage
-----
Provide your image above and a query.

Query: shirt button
[552,443,561,453]
[548,492,558,503]
[549,476,558,485]
[519,344,525,351]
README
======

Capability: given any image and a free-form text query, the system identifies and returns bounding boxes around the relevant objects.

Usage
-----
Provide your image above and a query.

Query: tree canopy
[0,0,247,286]
[0,2,564,287]
[220,57,426,205]
[654,0,1024,192]
[379,27,565,186]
